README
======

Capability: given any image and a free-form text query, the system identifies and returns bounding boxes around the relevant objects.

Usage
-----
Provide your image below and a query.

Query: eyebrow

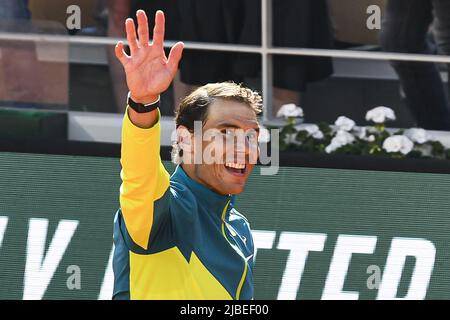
[216,122,260,132]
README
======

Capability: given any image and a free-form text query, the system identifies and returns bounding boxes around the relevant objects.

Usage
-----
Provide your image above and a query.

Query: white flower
[333,130,355,145]
[312,130,324,140]
[258,126,271,143]
[325,130,355,154]
[276,103,304,119]
[295,124,324,140]
[356,127,367,139]
[334,116,355,131]
[356,127,375,142]
[325,143,340,154]
[404,128,428,144]
[382,135,414,155]
[365,106,396,123]
[285,133,299,145]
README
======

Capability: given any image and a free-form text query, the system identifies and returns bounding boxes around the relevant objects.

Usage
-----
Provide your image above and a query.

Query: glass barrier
[0,0,449,132]
[0,19,69,110]
[2,0,447,55]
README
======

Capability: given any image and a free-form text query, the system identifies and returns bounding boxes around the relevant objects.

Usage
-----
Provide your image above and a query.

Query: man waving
[112,10,262,300]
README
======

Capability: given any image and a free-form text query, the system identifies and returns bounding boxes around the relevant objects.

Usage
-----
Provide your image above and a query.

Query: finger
[136,10,149,47]
[167,42,184,77]
[115,41,130,66]
[152,10,165,49]
[125,18,139,54]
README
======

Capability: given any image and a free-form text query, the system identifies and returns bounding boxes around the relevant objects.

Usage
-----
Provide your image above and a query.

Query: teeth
[225,163,245,169]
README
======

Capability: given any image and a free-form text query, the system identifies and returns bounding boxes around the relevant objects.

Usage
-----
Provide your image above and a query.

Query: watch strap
[127,92,160,113]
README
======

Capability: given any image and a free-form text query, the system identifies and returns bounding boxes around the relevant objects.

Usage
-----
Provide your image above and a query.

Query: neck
[181,163,225,196]
[173,165,234,215]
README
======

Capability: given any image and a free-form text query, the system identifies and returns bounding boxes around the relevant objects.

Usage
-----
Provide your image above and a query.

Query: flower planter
[276,150,450,174]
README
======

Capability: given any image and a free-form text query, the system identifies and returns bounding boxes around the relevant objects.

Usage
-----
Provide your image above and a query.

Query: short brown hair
[175,82,262,131]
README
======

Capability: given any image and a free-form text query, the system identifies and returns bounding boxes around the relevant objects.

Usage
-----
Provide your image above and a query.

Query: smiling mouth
[224,162,246,176]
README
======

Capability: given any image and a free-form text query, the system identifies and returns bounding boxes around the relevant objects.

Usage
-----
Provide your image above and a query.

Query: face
[182,99,260,195]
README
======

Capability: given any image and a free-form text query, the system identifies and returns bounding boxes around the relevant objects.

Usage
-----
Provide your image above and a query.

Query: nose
[234,132,258,164]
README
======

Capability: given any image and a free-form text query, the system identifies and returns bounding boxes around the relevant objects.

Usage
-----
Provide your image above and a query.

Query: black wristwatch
[127,92,160,113]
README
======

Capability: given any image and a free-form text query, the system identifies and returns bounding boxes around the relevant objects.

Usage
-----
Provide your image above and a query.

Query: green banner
[1,152,449,299]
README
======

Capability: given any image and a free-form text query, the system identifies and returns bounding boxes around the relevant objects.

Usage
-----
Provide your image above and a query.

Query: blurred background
[1,0,449,144]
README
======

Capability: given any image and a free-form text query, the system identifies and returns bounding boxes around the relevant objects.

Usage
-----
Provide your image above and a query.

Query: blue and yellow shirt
[112,109,255,300]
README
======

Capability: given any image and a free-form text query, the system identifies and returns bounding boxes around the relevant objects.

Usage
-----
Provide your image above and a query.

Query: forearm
[120,107,166,196]
[127,95,160,129]
[119,107,169,249]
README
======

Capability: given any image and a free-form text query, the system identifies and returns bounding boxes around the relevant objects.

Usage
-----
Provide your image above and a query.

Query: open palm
[115,10,184,104]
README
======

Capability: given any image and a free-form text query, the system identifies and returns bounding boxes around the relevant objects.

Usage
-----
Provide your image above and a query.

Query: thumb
[115,41,129,66]
[167,42,184,77]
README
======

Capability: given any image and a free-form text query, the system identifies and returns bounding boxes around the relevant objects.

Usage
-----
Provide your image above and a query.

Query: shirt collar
[171,165,235,214]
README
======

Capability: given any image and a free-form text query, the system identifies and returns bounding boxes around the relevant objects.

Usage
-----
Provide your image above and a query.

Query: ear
[176,125,193,154]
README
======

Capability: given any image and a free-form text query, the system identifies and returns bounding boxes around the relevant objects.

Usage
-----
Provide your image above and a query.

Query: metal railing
[1,0,450,121]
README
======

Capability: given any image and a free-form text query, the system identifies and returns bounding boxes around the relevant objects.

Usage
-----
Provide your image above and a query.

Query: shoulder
[168,179,198,219]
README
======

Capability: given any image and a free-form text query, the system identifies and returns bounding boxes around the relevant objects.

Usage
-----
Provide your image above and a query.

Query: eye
[222,128,235,138]
[246,131,258,141]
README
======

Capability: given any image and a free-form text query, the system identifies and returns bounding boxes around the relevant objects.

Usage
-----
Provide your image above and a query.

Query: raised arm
[115,10,184,250]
